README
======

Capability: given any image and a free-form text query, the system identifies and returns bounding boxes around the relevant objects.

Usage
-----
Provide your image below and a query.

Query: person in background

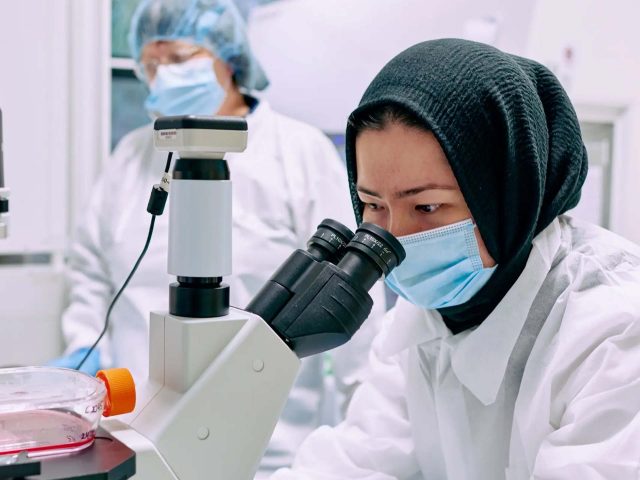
[271,39,640,479]
[49,0,385,476]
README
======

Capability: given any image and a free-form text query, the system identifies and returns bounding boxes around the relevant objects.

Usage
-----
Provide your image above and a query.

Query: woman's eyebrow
[357,183,457,199]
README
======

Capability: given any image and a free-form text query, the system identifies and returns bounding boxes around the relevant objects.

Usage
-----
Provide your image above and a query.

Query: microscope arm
[103,308,299,480]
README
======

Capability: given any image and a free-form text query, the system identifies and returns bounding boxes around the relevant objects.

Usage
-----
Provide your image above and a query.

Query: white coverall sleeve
[531,288,640,479]
[270,310,421,480]
[59,162,116,366]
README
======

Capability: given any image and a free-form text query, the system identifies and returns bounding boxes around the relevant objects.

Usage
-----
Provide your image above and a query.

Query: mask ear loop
[467,219,498,271]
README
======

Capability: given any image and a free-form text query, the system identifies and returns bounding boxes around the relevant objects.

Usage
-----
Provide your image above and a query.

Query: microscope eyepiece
[348,223,405,274]
[306,219,354,263]
[335,222,405,292]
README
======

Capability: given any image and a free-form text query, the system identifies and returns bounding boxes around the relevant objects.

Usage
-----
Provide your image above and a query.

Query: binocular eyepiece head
[247,218,405,357]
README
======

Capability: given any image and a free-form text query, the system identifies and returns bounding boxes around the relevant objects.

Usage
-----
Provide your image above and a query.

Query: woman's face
[355,122,496,267]
[140,40,234,89]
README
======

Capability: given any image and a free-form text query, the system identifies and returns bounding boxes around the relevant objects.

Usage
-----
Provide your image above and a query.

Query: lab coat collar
[451,218,563,405]
[378,298,450,358]
[381,218,564,405]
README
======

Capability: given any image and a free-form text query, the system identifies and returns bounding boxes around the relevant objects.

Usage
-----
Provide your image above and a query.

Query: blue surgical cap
[129,0,269,91]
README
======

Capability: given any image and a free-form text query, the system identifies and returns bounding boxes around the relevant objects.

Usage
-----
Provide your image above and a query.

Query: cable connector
[147,153,173,216]
[147,184,168,216]
[159,172,171,192]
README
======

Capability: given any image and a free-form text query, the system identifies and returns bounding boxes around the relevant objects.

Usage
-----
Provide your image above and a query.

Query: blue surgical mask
[144,57,225,117]
[385,219,497,310]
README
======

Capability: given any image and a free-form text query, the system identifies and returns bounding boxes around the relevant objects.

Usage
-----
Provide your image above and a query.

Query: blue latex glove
[47,347,101,376]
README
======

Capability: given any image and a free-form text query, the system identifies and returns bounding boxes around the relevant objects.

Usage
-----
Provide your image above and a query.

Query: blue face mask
[385,219,497,310]
[144,57,226,117]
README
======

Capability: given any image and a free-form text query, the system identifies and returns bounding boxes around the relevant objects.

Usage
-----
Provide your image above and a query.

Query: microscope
[100,115,405,479]
[0,109,9,239]
[0,115,404,479]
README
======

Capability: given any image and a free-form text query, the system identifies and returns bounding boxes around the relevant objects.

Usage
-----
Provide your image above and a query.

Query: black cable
[75,151,173,372]
[164,151,173,173]
[76,215,157,371]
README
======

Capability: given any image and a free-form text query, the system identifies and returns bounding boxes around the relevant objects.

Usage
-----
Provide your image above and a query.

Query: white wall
[1,266,67,366]
[1,0,638,366]
[0,0,110,366]
[250,0,640,243]
[526,0,640,243]
[249,0,536,132]
[0,2,71,254]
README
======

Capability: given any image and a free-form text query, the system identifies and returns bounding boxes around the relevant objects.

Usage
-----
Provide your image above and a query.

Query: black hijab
[345,39,588,333]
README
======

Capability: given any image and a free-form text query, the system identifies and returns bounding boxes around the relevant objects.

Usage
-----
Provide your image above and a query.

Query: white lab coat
[60,100,385,477]
[272,215,640,479]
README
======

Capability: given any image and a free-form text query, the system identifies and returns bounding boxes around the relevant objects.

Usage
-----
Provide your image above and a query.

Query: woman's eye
[364,203,382,211]
[416,204,441,213]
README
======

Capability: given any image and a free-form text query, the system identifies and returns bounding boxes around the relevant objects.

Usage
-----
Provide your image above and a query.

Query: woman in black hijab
[272,39,640,479]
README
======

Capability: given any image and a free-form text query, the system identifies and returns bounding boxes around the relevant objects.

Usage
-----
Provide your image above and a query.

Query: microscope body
[0,114,401,478]
[104,308,299,479]
[103,115,404,480]
[104,116,300,479]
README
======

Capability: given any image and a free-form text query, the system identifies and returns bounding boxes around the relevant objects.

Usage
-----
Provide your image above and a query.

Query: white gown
[272,216,640,479]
